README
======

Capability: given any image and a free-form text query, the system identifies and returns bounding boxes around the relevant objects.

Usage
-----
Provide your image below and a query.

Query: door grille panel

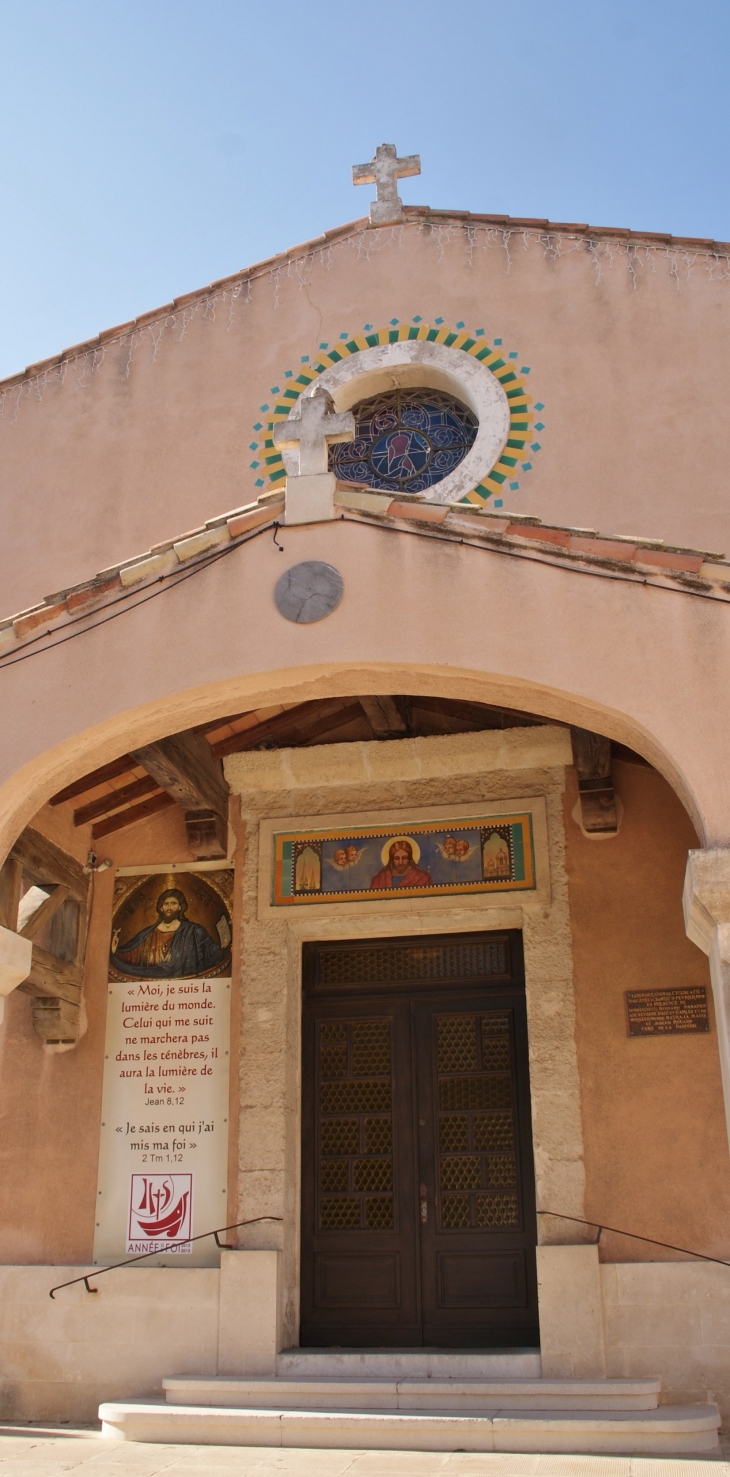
[321,1159,349,1193]
[321,1118,359,1156]
[476,1193,519,1227]
[439,1075,511,1110]
[320,1197,361,1228]
[437,1016,478,1073]
[365,1196,394,1229]
[439,1115,469,1152]
[441,1194,472,1229]
[318,938,510,987]
[437,1010,520,1232]
[472,1112,515,1152]
[322,1080,391,1114]
[317,1016,394,1232]
[352,1019,391,1075]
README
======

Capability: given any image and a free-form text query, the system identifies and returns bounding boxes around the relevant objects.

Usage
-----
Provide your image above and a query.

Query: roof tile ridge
[336,487,726,562]
[0,218,372,392]
[345,504,730,591]
[0,491,285,651]
[402,205,730,251]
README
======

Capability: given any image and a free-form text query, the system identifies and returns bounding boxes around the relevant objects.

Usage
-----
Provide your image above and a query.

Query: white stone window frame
[278,341,511,505]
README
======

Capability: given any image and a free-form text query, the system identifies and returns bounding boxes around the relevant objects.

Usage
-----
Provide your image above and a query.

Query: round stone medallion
[274,561,344,624]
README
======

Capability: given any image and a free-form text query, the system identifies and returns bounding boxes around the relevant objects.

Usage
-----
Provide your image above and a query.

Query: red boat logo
[128,1173,193,1251]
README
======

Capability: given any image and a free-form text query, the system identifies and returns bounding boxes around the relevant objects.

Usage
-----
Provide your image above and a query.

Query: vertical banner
[93,866,233,1268]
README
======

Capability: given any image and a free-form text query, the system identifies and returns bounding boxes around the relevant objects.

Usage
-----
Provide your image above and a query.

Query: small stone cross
[352,143,421,225]
[273,386,355,477]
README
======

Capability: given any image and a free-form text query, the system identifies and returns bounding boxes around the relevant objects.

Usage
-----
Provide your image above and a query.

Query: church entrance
[300,931,539,1348]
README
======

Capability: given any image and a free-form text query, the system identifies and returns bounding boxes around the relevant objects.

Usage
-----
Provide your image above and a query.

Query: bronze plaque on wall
[626,987,710,1037]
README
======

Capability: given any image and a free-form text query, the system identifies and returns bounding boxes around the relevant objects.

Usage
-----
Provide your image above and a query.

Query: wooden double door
[300,931,539,1348]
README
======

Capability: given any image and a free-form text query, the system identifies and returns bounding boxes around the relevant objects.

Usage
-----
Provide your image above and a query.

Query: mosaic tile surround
[249,320,545,508]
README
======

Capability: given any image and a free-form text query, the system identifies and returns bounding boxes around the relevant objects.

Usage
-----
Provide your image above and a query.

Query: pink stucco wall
[0,518,728,862]
[0,217,728,620]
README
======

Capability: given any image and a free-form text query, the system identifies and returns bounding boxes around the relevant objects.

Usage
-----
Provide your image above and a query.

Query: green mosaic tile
[251,320,543,504]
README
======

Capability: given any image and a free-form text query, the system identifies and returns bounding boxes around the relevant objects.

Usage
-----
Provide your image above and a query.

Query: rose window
[329,387,478,495]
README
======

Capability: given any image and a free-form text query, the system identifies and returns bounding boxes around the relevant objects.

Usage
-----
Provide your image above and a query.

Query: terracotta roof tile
[0,480,728,662]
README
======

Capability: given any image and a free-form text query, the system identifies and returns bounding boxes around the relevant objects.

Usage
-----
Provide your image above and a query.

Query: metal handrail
[540,1210,730,1268]
[48,1216,283,1298]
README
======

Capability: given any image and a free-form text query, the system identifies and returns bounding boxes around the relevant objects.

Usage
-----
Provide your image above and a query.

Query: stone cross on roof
[273,386,355,477]
[352,142,421,225]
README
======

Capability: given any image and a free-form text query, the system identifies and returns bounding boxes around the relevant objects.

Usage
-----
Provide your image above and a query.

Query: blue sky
[0,0,727,380]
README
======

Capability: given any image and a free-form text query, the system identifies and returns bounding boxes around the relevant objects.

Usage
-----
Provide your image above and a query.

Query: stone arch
[0,516,727,856]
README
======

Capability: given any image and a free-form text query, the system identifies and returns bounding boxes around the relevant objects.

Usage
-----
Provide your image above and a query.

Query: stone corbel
[683,848,730,1149]
[0,924,33,1025]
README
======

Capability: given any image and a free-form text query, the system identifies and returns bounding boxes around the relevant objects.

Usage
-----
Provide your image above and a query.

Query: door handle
[420,1183,428,1224]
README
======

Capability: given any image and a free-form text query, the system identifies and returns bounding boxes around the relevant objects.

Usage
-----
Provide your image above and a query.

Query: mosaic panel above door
[271,813,535,906]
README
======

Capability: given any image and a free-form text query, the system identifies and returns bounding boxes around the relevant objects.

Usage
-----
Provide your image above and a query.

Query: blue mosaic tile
[330,385,477,495]
[249,442,258,450]
[494,498,504,507]
[255,478,264,487]
[363,324,373,331]
[255,321,544,510]
[260,404,269,412]
[250,460,259,468]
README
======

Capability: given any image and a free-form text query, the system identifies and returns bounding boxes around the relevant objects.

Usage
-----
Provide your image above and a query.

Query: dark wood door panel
[301,932,539,1349]
[300,993,420,1346]
[437,1251,527,1307]
[315,1252,401,1308]
[416,991,539,1346]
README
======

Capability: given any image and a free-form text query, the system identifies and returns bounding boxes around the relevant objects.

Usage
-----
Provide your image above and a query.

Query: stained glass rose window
[329,387,478,495]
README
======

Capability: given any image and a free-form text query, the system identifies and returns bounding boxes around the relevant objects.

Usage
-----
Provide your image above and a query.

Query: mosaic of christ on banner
[109,870,232,980]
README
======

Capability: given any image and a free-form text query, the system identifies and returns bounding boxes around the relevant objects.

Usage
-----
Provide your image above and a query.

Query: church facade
[1,152,730,1454]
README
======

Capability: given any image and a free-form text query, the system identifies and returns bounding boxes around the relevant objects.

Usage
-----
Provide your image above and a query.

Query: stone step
[163,1374,662,1412]
[99,1399,721,1455]
[276,1348,542,1379]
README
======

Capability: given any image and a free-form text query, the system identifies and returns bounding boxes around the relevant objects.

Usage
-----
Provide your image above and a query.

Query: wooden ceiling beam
[91,790,176,840]
[359,696,408,736]
[73,774,160,827]
[409,695,548,727]
[49,755,137,806]
[571,725,618,834]
[211,699,352,758]
[132,732,228,814]
[130,732,229,859]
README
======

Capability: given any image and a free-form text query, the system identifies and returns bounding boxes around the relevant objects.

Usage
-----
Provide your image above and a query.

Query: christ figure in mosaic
[111,888,227,978]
